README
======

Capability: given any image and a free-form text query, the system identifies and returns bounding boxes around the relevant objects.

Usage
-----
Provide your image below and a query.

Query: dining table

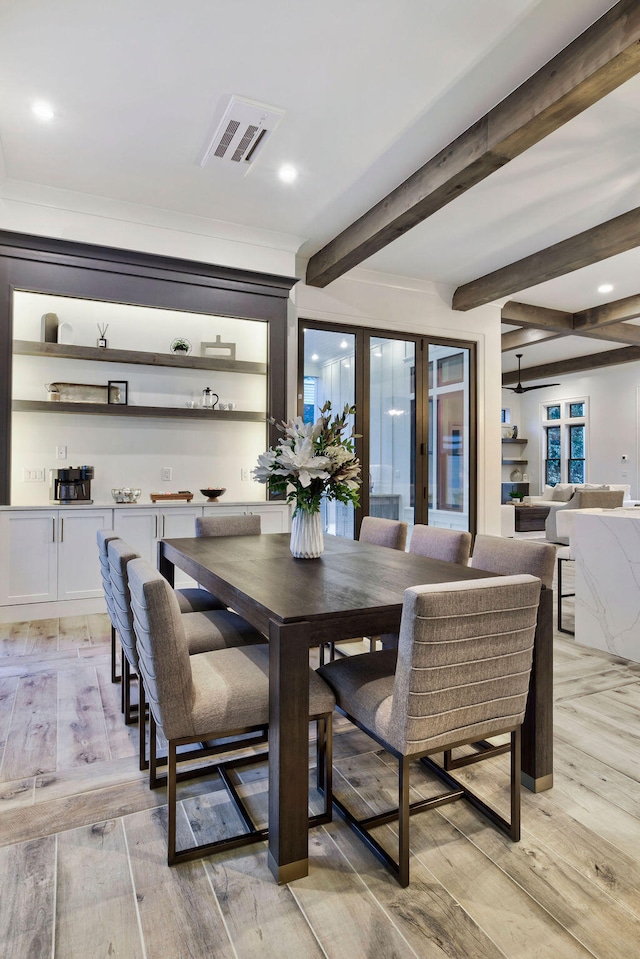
[158,531,553,883]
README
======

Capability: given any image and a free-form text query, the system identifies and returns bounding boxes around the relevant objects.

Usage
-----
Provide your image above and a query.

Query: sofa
[529,484,630,543]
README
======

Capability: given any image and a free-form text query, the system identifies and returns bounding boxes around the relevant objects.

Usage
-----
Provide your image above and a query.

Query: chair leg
[511,727,521,841]
[139,677,149,772]
[398,756,410,888]
[557,556,575,636]
[110,624,121,684]
[167,739,178,865]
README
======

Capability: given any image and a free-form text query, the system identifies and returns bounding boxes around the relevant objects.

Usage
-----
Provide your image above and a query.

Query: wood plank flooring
[1,561,639,958]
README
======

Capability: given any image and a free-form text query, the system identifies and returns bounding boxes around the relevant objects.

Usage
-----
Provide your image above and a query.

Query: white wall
[2,186,505,531]
[511,362,640,498]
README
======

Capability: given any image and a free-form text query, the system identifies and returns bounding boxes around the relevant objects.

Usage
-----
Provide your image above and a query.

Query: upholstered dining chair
[97,530,225,684]
[195,513,261,537]
[127,556,335,866]
[108,538,264,772]
[359,516,408,551]
[409,525,472,566]
[364,524,475,654]
[320,516,408,666]
[318,574,541,886]
[97,529,123,684]
[449,533,556,773]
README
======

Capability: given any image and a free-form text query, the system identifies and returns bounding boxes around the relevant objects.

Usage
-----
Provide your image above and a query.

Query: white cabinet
[202,503,290,533]
[0,508,112,605]
[158,507,201,587]
[0,511,58,605]
[57,509,113,601]
[113,509,159,563]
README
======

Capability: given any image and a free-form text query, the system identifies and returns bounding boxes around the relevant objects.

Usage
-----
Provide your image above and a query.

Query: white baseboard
[0,597,107,624]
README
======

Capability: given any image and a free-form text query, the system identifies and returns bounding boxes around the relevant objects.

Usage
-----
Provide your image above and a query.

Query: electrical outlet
[161,467,172,482]
[241,467,251,482]
[56,445,67,460]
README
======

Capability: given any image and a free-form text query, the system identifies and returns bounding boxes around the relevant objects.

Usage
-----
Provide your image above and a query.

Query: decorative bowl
[112,487,142,504]
[200,487,226,502]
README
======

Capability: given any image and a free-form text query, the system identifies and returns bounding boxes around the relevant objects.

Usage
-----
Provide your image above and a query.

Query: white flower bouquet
[252,402,361,515]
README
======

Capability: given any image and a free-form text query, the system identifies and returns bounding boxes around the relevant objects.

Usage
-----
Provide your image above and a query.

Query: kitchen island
[574,509,640,663]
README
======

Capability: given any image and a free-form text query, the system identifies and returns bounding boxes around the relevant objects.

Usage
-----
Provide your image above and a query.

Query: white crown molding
[0,178,307,253]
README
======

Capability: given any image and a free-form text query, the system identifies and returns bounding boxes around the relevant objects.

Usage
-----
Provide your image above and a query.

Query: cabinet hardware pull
[52,517,56,543]
[60,517,64,542]
[162,515,165,537]
[154,516,158,539]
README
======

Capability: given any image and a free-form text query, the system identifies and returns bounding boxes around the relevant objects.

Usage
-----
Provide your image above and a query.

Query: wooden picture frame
[108,380,128,405]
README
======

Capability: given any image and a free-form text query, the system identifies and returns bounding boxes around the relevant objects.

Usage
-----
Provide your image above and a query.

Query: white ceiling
[0,0,636,372]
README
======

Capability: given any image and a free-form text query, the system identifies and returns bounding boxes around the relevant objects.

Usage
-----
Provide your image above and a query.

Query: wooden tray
[149,492,194,502]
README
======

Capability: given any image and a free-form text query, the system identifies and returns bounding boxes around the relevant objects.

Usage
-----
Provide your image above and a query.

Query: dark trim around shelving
[0,230,296,504]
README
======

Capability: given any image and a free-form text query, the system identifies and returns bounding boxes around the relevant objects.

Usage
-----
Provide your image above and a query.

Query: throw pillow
[542,485,556,500]
[582,484,609,491]
[551,484,575,502]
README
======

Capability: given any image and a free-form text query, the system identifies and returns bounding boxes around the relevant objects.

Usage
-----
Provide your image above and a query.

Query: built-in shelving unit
[13,340,267,375]
[12,399,265,421]
[501,437,529,503]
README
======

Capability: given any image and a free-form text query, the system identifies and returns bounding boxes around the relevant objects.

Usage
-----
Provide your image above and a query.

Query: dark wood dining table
[158,532,553,883]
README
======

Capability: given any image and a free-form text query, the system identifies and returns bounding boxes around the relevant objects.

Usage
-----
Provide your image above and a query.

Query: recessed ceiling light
[343,361,350,369]
[32,100,55,121]
[278,164,298,184]
[373,350,382,357]
[340,340,348,349]
[311,353,319,361]
[598,283,614,294]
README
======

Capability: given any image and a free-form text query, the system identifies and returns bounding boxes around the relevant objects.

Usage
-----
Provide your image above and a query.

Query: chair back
[127,558,195,741]
[388,575,541,754]
[359,516,407,550]
[471,534,556,589]
[409,525,471,565]
[108,538,141,670]
[96,529,120,627]
[195,514,261,537]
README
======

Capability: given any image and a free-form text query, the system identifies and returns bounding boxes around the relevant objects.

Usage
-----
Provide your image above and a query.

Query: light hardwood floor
[1,565,640,959]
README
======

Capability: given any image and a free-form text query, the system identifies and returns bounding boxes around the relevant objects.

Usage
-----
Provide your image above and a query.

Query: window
[542,399,588,486]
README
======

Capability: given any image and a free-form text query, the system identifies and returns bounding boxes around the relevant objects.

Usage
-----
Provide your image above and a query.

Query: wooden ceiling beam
[573,292,640,328]
[306,0,640,289]
[454,206,640,310]
[575,321,640,346]
[502,346,640,384]
[501,301,574,331]
[501,328,564,352]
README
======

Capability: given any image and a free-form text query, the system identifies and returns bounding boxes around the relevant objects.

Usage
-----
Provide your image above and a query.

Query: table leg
[521,587,553,792]
[267,618,311,883]
[157,542,175,586]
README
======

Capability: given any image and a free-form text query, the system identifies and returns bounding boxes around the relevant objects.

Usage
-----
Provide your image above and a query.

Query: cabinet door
[0,511,58,605]
[113,509,159,563]
[159,507,203,587]
[246,504,291,533]
[58,509,113,600]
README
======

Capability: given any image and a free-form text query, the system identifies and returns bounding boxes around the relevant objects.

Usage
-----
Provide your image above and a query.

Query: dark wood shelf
[13,339,267,375]
[501,438,528,444]
[12,399,265,422]
[502,458,528,465]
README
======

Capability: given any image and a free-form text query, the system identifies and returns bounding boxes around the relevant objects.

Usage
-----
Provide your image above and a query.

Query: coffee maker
[50,466,95,504]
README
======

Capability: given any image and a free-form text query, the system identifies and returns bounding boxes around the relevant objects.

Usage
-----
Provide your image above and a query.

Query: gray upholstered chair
[453,533,555,772]
[108,539,263,770]
[195,513,261,537]
[96,529,122,684]
[318,574,541,886]
[409,525,472,566]
[370,525,474,654]
[320,516,408,665]
[97,529,224,684]
[359,516,408,551]
[127,556,335,866]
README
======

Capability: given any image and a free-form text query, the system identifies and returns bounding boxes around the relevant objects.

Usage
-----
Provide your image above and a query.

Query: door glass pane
[369,337,415,537]
[302,328,356,538]
[428,344,470,532]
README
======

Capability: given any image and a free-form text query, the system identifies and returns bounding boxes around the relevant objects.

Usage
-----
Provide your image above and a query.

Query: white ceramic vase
[290,509,324,559]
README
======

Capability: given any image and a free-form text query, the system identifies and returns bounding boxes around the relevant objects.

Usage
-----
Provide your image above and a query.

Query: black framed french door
[298,320,476,539]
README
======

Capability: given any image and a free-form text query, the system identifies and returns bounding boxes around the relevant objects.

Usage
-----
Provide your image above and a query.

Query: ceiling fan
[504,353,559,394]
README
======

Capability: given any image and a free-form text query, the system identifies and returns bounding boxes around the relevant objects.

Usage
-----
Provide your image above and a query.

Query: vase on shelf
[290,509,324,559]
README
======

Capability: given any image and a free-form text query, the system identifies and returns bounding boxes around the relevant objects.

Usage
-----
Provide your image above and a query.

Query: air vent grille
[200,96,285,175]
